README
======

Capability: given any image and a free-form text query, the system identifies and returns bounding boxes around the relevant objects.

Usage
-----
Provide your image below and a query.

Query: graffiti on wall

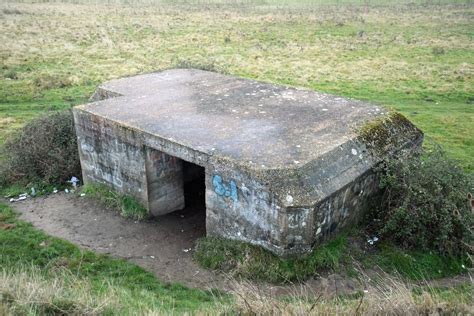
[212,175,238,202]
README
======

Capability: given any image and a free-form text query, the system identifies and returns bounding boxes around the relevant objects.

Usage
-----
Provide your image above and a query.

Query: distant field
[0,0,473,171]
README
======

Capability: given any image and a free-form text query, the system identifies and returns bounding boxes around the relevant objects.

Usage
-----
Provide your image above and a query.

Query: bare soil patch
[11,193,227,289]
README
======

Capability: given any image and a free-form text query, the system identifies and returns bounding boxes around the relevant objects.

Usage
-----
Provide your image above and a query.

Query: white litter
[10,195,27,203]
[150,255,155,259]
[30,187,36,197]
[53,188,58,193]
[80,193,86,197]
[65,188,70,193]
[182,248,192,253]
[68,176,80,188]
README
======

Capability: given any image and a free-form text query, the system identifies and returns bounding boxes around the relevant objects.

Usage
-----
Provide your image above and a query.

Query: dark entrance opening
[172,161,206,236]
[182,161,206,209]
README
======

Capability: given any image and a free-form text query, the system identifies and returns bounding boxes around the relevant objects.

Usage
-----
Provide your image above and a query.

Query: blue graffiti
[212,175,238,202]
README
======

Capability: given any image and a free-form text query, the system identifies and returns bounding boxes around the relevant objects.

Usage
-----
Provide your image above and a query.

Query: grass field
[1,0,473,314]
[1,0,473,170]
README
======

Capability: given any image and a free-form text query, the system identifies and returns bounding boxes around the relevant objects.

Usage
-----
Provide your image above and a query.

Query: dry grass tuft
[228,272,474,315]
[0,266,119,315]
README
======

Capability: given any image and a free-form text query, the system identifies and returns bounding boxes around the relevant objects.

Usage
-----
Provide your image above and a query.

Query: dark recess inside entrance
[179,161,206,232]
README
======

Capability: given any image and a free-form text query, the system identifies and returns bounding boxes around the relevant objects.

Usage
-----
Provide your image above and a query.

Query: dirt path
[8,193,471,296]
[11,193,229,290]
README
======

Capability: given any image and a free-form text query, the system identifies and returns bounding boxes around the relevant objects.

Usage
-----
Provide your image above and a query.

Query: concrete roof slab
[77,69,387,170]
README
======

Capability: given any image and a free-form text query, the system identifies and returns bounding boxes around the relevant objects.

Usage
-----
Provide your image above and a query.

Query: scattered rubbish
[182,248,192,253]
[53,188,58,193]
[367,236,379,245]
[68,176,80,188]
[150,255,155,259]
[80,193,86,197]
[9,193,27,203]
[39,241,46,247]
[65,188,70,193]
[30,187,36,197]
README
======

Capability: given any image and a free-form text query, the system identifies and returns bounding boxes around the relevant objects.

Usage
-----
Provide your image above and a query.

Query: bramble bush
[0,110,80,186]
[369,143,473,256]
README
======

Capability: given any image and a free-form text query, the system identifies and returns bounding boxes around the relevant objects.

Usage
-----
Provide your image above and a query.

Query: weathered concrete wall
[145,147,185,216]
[73,110,148,205]
[205,166,286,254]
[312,172,377,245]
[205,162,378,256]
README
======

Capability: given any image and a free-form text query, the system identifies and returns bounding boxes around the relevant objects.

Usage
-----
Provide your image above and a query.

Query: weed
[173,57,223,73]
[194,234,351,283]
[81,183,148,220]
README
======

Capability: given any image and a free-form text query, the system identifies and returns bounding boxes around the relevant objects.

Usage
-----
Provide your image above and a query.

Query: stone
[73,69,422,256]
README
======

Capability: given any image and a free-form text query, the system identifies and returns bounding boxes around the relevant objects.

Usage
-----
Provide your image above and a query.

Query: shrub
[368,144,474,256]
[1,110,80,186]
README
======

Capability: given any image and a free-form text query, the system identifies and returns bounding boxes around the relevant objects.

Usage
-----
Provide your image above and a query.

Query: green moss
[358,111,421,156]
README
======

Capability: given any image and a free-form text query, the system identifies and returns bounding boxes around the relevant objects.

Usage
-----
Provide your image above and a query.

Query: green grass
[81,183,149,220]
[194,233,469,284]
[362,243,469,280]
[0,203,227,314]
[195,234,351,283]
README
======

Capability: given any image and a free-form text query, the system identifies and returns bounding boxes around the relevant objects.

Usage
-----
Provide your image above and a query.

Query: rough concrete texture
[73,69,423,256]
